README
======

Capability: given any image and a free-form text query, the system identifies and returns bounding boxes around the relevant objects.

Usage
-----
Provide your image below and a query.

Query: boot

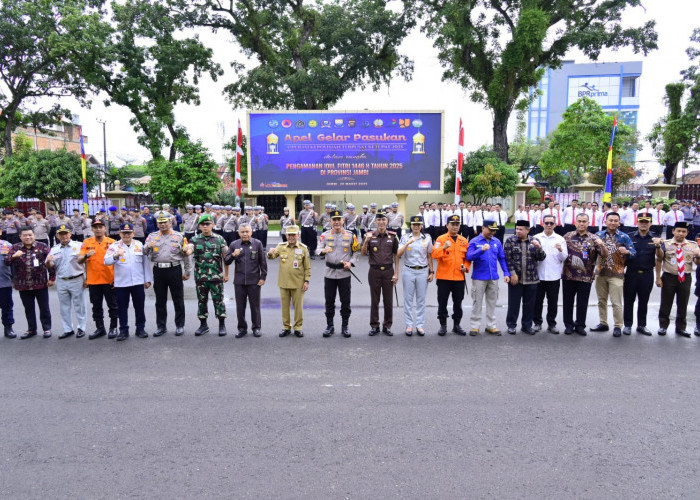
[322,324,334,337]
[452,324,467,336]
[218,318,227,336]
[4,326,16,339]
[194,319,210,336]
[437,323,447,336]
[341,321,351,338]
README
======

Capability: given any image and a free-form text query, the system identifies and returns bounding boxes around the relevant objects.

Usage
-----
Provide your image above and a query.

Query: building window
[622,76,638,98]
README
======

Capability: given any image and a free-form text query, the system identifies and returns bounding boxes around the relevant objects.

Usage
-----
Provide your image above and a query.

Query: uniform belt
[154,262,181,269]
[405,265,427,270]
[224,230,234,233]
[302,225,312,228]
[325,262,346,270]
[389,227,401,230]
[628,268,653,274]
[370,265,392,271]
[60,274,84,280]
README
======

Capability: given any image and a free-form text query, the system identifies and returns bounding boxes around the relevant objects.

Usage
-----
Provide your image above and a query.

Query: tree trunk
[167,123,179,162]
[493,115,509,164]
[664,161,679,184]
[3,116,14,157]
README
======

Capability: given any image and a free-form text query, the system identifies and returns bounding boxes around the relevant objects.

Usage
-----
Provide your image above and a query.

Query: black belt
[405,265,428,270]
[302,225,313,228]
[627,268,654,274]
[370,265,392,271]
[325,262,346,270]
[60,274,84,280]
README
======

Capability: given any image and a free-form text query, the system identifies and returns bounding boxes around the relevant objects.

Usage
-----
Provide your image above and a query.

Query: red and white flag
[235,119,243,203]
[455,118,464,204]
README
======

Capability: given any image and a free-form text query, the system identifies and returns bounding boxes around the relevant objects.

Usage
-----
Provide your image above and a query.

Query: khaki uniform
[268,241,311,331]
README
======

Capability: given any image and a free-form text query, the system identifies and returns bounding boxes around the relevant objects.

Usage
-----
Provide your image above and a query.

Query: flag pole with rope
[455,118,464,204]
[602,116,618,204]
[79,126,89,215]
[235,119,243,206]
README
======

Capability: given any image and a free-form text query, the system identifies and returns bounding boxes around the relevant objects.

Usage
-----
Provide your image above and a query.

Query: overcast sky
[64,1,700,179]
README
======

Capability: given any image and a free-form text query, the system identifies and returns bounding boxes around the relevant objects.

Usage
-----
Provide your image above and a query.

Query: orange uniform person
[431,214,471,336]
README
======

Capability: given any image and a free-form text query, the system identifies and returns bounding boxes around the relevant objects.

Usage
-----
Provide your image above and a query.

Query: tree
[444,146,518,203]
[509,110,548,181]
[0,148,99,209]
[539,98,638,189]
[417,0,657,162]
[174,0,413,109]
[147,138,221,207]
[95,0,222,161]
[0,0,110,156]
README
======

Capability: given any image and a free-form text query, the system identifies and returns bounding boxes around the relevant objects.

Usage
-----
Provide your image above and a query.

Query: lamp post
[96,119,107,197]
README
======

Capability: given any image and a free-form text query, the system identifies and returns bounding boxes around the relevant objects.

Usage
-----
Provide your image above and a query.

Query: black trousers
[115,285,146,332]
[495,226,505,243]
[19,288,51,332]
[301,226,317,255]
[459,225,470,240]
[184,232,195,242]
[562,279,592,330]
[554,226,566,236]
[261,230,268,249]
[88,284,118,329]
[532,225,544,235]
[650,225,663,237]
[3,233,19,245]
[533,279,560,328]
[324,276,351,325]
[436,278,465,325]
[369,267,393,329]
[563,224,576,234]
[153,266,185,329]
[49,227,57,246]
[506,283,537,329]
[223,231,235,246]
[623,270,654,327]
[658,272,692,330]
[0,286,14,327]
[234,283,261,330]
[74,234,84,242]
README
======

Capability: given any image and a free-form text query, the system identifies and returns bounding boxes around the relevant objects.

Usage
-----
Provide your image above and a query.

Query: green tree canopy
[444,146,518,204]
[147,138,221,207]
[540,98,638,190]
[174,0,413,109]
[0,148,99,209]
[416,0,657,162]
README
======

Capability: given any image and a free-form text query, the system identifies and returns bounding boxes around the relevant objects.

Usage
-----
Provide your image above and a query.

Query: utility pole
[96,119,107,197]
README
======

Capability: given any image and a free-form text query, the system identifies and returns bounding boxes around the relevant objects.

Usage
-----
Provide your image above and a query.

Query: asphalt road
[1,237,699,499]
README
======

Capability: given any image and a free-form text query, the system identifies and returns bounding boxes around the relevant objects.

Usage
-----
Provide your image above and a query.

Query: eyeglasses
[543,222,555,226]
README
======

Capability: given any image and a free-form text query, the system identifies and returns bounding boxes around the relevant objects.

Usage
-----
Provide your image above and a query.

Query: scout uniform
[318,210,360,338]
[143,212,192,336]
[190,214,228,336]
[268,225,311,336]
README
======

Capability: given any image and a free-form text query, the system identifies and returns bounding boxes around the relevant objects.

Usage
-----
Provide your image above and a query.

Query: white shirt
[542,208,563,226]
[663,210,684,226]
[534,231,568,281]
[562,206,583,226]
[513,210,528,223]
[586,209,604,229]
[104,239,153,287]
[423,210,432,229]
[620,209,639,227]
[473,210,488,229]
[494,211,508,226]
[649,209,665,225]
[49,240,85,279]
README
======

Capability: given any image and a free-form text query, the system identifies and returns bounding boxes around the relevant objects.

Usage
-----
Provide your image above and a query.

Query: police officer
[622,215,659,336]
[359,205,369,240]
[387,202,405,239]
[144,212,193,336]
[70,209,86,242]
[104,223,152,340]
[190,214,229,337]
[279,207,294,242]
[46,207,58,246]
[361,209,399,336]
[106,206,123,238]
[219,206,238,246]
[298,200,318,259]
[130,209,148,244]
[343,204,359,237]
[258,206,269,249]
[251,206,264,244]
[318,210,360,338]
[319,204,333,234]
[182,205,198,241]
[268,225,311,337]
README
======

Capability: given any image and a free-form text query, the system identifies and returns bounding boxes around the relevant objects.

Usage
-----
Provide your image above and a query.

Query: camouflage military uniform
[190,232,228,319]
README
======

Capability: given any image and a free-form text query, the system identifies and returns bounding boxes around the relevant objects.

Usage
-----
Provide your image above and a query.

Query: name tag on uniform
[295,249,302,254]
[293,260,299,268]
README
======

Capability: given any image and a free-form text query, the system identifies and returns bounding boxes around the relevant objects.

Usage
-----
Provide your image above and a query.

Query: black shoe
[416,328,425,336]
[135,329,148,338]
[252,329,261,337]
[76,329,85,338]
[116,331,129,341]
[405,328,413,336]
[195,321,209,336]
[175,326,185,336]
[576,327,587,336]
[368,327,380,336]
[43,330,52,338]
[507,327,516,335]
[108,327,119,339]
[547,327,560,335]
[382,327,392,336]
[521,328,536,335]
[89,327,106,340]
[637,326,652,336]
[294,330,304,337]
[590,323,609,332]
[437,324,447,336]
[4,327,16,339]
[677,330,692,338]
[153,328,166,337]
[658,328,667,336]
[452,325,467,336]
[218,320,227,337]
[58,331,74,339]
[532,324,542,332]
[564,328,574,335]
[322,325,335,338]
[341,326,351,338]
[613,328,622,337]
[310,255,316,260]
[236,329,248,338]
[622,326,632,335]
[279,329,291,337]
[21,331,37,339]
[694,327,700,337]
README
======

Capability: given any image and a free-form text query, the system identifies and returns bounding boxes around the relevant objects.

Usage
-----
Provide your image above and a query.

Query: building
[11,116,87,154]
[527,60,642,160]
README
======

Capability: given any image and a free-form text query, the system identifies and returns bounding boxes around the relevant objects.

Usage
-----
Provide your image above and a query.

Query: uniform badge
[373,247,378,252]
[154,247,159,252]
[293,260,299,268]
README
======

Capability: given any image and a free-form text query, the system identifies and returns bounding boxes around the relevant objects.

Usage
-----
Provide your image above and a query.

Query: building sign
[567,76,620,107]
[247,111,443,193]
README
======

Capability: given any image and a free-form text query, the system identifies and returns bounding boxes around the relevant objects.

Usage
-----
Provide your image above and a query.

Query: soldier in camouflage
[189,214,228,336]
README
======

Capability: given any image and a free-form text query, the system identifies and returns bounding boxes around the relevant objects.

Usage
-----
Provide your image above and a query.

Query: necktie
[439,211,443,227]
[592,212,596,226]
[677,244,685,283]
[571,209,575,225]
[557,211,561,226]
[633,211,637,225]
[675,211,678,222]
[527,211,530,222]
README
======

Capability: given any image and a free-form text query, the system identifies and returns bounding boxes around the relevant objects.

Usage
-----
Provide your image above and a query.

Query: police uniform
[318,210,360,337]
[623,216,658,335]
[131,214,147,244]
[143,213,192,336]
[106,207,123,238]
[343,204,359,237]
[387,203,405,239]
[182,206,198,241]
[219,208,239,246]
[70,212,85,242]
[298,202,318,258]
[268,225,311,336]
[362,210,399,335]
[259,207,269,249]
[279,208,294,243]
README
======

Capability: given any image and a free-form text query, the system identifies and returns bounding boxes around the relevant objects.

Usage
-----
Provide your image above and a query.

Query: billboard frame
[246,109,445,195]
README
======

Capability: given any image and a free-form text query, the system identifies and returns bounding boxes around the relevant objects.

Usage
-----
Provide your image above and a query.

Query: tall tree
[173,0,413,109]
[97,0,222,161]
[0,0,110,157]
[417,0,657,162]
[539,98,638,189]
[444,146,518,203]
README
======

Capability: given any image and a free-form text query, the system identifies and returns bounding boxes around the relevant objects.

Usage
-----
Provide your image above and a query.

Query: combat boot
[322,324,334,337]
[218,318,227,336]
[195,319,210,336]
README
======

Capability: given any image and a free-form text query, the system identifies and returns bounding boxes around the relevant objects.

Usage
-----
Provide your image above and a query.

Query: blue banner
[248,111,443,192]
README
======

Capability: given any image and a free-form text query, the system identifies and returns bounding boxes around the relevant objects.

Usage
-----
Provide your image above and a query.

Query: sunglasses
[543,222,555,226]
